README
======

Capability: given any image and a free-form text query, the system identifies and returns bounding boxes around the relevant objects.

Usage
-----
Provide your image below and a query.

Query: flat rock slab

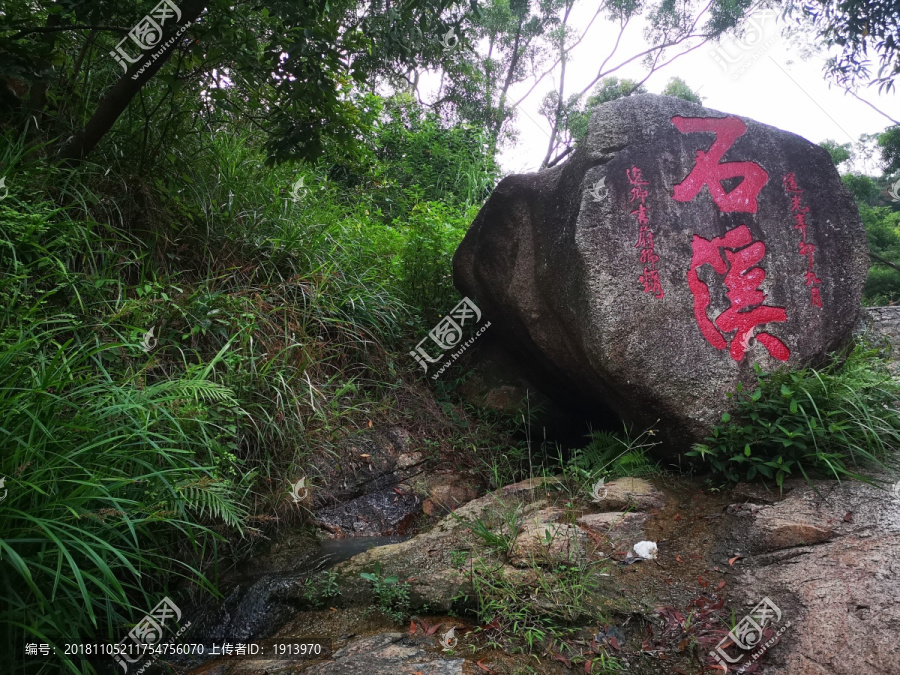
[500,476,563,495]
[454,93,868,450]
[591,477,666,511]
[732,481,794,505]
[724,478,900,673]
[577,511,650,547]
[305,632,464,675]
[510,521,585,567]
[422,482,481,517]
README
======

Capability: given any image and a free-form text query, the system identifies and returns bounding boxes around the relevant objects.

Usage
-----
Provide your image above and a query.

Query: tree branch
[577,31,709,99]
[545,145,574,168]
[871,251,900,274]
[55,2,207,164]
[540,0,575,168]
[842,87,900,127]
[509,5,607,111]
[492,15,525,134]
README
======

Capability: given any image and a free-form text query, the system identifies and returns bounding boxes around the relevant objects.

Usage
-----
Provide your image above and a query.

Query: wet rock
[397,452,424,469]
[504,505,584,567]
[500,476,562,495]
[732,481,791,504]
[749,513,835,552]
[314,488,421,537]
[453,93,868,450]
[335,492,549,610]
[725,502,763,517]
[756,519,834,551]
[740,484,839,552]
[298,426,438,537]
[305,632,465,675]
[308,427,421,510]
[590,477,665,511]
[405,569,470,612]
[180,575,305,657]
[857,305,900,353]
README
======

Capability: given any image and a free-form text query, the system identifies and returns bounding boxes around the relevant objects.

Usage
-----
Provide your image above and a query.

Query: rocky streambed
[165,468,899,675]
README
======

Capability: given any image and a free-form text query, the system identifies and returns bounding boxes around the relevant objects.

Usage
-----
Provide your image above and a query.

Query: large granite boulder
[453,94,868,451]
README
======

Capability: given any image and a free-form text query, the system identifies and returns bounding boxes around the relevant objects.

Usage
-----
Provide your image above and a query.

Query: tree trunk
[55,0,208,165]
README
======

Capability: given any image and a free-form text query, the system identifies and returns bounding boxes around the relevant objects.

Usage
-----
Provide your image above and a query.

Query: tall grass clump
[0,179,255,671]
[0,331,251,672]
[0,86,501,670]
[687,344,900,487]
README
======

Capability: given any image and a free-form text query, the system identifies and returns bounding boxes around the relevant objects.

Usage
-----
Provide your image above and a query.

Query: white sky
[481,7,899,176]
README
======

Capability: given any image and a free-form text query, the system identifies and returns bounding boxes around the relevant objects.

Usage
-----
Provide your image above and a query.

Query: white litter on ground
[632,540,659,559]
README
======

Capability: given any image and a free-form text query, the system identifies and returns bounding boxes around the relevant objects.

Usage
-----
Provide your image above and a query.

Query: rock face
[453,94,868,449]
[727,477,900,674]
[305,633,465,675]
[308,427,427,536]
[858,305,900,353]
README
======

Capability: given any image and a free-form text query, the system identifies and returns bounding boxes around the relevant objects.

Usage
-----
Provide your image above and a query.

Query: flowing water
[171,535,410,670]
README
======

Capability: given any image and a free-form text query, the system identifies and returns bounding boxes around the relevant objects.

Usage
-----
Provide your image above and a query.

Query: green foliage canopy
[661,76,704,104]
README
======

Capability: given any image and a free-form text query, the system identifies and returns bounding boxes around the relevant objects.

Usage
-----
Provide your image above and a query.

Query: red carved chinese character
[672,116,770,213]
[782,172,801,193]
[635,225,654,250]
[804,270,822,287]
[810,287,823,307]
[789,194,806,212]
[627,167,649,185]
[640,248,660,265]
[798,241,816,264]
[630,186,649,203]
[686,225,790,362]
[631,203,650,225]
[640,267,665,299]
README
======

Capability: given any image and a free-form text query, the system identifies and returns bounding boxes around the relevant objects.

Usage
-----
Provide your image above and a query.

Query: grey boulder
[453,94,868,450]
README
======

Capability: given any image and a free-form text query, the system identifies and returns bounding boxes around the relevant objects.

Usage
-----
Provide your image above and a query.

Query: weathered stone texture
[454,94,869,450]
[858,305,900,352]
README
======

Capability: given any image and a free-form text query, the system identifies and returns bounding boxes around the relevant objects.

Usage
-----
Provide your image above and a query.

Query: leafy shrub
[0,86,501,670]
[466,557,611,658]
[360,562,410,622]
[395,201,476,320]
[864,266,900,306]
[302,570,341,608]
[860,203,900,305]
[687,345,900,486]
[0,147,407,672]
[568,427,660,481]
[0,327,251,671]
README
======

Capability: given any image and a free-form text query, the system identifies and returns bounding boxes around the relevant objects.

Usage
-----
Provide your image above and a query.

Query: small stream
[221,535,410,584]
[170,535,410,670]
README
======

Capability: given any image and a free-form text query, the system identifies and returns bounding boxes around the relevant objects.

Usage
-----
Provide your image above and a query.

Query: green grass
[453,500,523,557]
[687,343,900,487]
[465,553,612,660]
[0,325,251,671]
[0,114,505,672]
[566,426,661,498]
